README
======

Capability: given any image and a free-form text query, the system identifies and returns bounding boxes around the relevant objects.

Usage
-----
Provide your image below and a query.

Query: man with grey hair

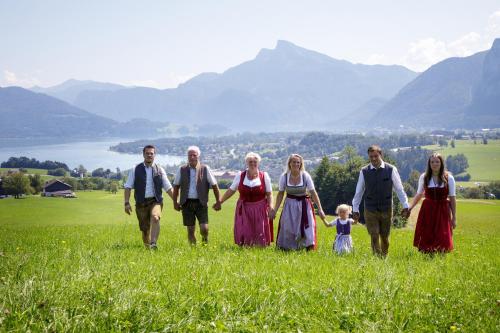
[173,146,221,245]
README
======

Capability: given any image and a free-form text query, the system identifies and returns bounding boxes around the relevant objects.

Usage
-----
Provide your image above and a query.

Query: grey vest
[362,163,394,212]
[179,164,210,207]
[134,163,163,204]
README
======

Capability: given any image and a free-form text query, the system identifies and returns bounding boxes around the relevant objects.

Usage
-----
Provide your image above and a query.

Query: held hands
[173,202,181,212]
[124,203,132,215]
[352,212,360,223]
[212,201,222,211]
[401,208,410,219]
[318,209,326,222]
[268,208,276,220]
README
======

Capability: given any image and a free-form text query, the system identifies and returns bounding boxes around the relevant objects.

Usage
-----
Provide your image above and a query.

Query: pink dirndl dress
[233,170,273,247]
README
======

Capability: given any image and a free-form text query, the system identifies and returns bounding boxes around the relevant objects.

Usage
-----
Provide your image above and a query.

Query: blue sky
[1,0,499,88]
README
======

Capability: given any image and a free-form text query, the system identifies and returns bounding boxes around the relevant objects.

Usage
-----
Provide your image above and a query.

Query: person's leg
[182,201,197,245]
[149,203,162,248]
[136,204,151,248]
[364,210,382,255]
[195,202,209,244]
[379,209,393,257]
[187,225,197,245]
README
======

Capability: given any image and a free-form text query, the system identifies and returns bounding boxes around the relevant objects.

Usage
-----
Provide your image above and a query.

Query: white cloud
[2,70,40,87]
[400,9,500,72]
[364,53,389,65]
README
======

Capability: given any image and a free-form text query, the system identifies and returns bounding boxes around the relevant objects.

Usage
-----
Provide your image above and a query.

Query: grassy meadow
[423,139,500,182]
[0,190,499,332]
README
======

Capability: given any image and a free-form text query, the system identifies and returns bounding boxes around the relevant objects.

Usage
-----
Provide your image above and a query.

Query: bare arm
[212,185,221,203]
[449,196,457,229]
[172,185,180,211]
[220,188,236,204]
[409,193,424,211]
[266,191,274,212]
[124,188,132,215]
[165,188,174,200]
[270,191,285,219]
[310,190,326,221]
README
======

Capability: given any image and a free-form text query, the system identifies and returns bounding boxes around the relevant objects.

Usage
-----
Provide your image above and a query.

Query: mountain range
[1,38,499,141]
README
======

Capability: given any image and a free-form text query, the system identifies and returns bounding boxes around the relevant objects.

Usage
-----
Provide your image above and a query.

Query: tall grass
[0,191,499,332]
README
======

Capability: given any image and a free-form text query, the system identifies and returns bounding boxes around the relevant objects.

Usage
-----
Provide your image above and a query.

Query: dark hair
[424,153,448,189]
[367,145,383,155]
[142,145,156,154]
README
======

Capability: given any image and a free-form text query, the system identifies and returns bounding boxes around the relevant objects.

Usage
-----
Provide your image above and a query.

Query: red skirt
[413,197,453,252]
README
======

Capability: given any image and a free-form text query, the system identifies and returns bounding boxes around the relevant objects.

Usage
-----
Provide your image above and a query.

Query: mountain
[372,38,500,129]
[70,40,418,131]
[31,79,126,105]
[0,86,117,139]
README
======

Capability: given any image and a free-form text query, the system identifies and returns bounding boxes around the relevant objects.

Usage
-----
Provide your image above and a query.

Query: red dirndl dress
[413,185,453,252]
[233,171,273,246]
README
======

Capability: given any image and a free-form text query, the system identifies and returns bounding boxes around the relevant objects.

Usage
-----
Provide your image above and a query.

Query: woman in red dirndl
[218,152,274,246]
[409,153,457,253]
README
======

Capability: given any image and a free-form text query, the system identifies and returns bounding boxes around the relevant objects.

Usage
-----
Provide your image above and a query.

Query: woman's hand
[268,207,276,220]
[318,209,326,221]
[451,217,457,229]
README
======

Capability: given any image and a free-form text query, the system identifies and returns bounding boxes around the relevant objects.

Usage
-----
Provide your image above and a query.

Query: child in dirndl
[323,204,357,254]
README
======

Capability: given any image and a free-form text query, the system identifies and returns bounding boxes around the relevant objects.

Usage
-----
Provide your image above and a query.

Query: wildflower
[450,325,457,331]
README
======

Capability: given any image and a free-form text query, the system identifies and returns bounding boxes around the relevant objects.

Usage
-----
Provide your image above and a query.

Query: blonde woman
[218,152,274,246]
[271,154,326,250]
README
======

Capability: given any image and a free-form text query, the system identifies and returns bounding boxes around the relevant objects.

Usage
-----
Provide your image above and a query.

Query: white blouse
[229,170,272,192]
[417,173,456,196]
[278,171,315,192]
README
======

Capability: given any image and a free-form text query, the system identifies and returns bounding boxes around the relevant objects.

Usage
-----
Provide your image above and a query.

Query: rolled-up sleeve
[392,167,409,208]
[124,168,135,189]
[206,166,218,186]
[159,167,172,192]
[352,170,365,213]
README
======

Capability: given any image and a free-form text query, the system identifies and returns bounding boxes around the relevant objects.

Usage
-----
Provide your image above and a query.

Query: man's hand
[173,202,181,211]
[352,212,360,222]
[212,201,221,211]
[124,202,132,215]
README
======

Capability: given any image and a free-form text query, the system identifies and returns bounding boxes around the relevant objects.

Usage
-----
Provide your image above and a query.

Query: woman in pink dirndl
[218,152,274,246]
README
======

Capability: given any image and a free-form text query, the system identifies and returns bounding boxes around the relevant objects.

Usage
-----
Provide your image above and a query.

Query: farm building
[42,179,76,198]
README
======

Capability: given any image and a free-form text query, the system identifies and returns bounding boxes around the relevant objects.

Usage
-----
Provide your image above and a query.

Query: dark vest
[179,164,210,207]
[336,219,351,235]
[362,163,394,212]
[134,163,163,205]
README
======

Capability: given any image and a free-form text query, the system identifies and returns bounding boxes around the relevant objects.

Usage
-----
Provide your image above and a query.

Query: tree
[48,168,67,176]
[483,137,488,145]
[91,168,105,178]
[446,154,469,175]
[107,181,119,194]
[438,138,448,147]
[29,174,43,194]
[3,173,31,198]
[450,139,455,148]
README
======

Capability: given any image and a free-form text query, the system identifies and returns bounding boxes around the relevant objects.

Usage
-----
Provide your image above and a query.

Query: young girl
[322,204,357,254]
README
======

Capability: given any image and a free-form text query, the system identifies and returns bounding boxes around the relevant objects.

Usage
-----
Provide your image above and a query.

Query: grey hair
[245,152,261,164]
[187,146,201,156]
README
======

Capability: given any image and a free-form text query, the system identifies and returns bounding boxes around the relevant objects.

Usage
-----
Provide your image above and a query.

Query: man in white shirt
[352,145,410,257]
[124,145,174,249]
[172,146,221,245]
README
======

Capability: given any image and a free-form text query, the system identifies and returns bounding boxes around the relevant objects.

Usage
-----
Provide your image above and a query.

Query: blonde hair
[285,154,305,173]
[336,204,352,215]
[245,152,261,165]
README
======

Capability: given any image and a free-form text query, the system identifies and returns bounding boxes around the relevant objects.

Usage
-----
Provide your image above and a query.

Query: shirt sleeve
[417,173,425,194]
[173,168,181,186]
[124,167,135,189]
[448,174,456,196]
[159,167,172,192]
[229,171,242,191]
[205,166,218,186]
[278,173,286,192]
[304,171,315,191]
[352,170,365,213]
[392,167,409,208]
[264,172,272,192]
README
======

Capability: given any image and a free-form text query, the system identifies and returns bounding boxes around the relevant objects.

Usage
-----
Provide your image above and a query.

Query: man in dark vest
[124,145,174,249]
[352,145,410,257]
[173,146,221,245]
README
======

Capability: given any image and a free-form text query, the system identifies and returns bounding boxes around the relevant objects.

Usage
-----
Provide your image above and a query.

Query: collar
[369,160,385,169]
[143,162,154,168]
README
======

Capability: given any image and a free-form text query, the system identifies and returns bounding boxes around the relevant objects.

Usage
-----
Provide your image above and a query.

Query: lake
[0,139,185,171]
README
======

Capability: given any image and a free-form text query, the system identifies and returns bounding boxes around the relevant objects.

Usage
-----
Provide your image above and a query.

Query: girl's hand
[268,208,276,220]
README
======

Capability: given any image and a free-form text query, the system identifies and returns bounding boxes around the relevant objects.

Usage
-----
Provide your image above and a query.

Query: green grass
[0,168,49,175]
[0,191,499,332]
[423,139,500,182]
